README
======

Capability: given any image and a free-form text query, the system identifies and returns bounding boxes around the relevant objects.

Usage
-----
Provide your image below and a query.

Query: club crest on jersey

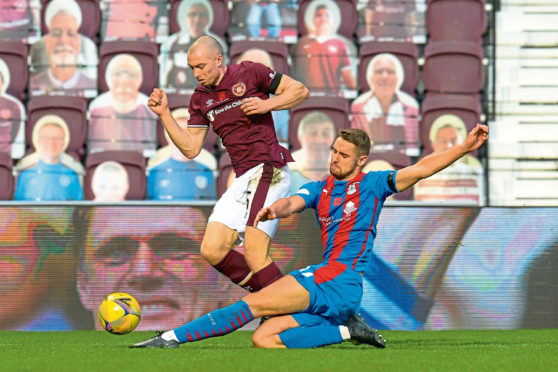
[232,82,246,96]
[347,182,359,195]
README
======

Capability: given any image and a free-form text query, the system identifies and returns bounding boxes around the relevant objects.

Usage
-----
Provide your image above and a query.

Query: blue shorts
[289,261,363,327]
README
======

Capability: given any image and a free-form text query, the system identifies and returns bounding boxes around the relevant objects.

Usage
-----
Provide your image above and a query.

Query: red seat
[40,0,101,42]
[426,0,486,42]
[420,93,481,154]
[288,97,349,152]
[98,41,159,96]
[423,41,484,94]
[229,41,290,74]
[27,96,88,159]
[0,152,14,199]
[0,42,28,100]
[358,41,418,96]
[356,0,426,44]
[100,0,169,42]
[298,0,357,41]
[84,150,146,200]
[168,0,229,39]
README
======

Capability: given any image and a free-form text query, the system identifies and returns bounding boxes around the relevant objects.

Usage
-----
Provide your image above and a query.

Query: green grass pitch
[1,329,557,372]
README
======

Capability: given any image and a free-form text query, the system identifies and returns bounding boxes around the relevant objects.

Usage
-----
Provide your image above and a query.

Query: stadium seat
[84,150,147,200]
[0,42,28,100]
[229,40,290,74]
[426,0,486,42]
[358,41,419,96]
[40,0,101,42]
[168,0,229,39]
[27,96,88,159]
[216,151,233,197]
[98,41,159,96]
[0,0,41,43]
[364,151,412,200]
[288,97,350,152]
[100,0,169,42]
[357,0,427,44]
[0,152,14,200]
[297,0,357,41]
[420,93,482,154]
[423,41,484,94]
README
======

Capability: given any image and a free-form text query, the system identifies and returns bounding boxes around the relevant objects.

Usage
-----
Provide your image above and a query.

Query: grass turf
[1,329,557,372]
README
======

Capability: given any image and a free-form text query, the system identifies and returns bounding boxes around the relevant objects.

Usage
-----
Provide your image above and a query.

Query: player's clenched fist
[147,88,169,115]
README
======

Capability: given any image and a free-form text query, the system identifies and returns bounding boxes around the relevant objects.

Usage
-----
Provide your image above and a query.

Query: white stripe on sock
[339,326,351,341]
[162,330,179,342]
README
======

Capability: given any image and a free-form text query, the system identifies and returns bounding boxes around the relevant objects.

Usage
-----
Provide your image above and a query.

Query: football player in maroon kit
[147,35,309,296]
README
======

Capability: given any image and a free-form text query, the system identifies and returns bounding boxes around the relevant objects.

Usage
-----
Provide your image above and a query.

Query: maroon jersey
[188,61,293,176]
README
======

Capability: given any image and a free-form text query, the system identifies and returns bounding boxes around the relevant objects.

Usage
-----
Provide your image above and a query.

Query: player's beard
[330,160,358,180]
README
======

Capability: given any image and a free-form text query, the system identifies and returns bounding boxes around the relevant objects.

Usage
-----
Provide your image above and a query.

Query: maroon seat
[40,0,101,42]
[365,151,412,200]
[0,152,14,200]
[229,41,290,74]
[288,97,350,152]
[84,150,147,200]
[358,41,418,96]
[420,92,481,155]
[0,42,28,100]
[169,0,229,39]
[27,96,88,159]
[423,41,484,94]
[426,0,486,42]
[357,0,426,44]
[298,0,357,41]
[216,151,233,197]
[100,0,168,42]
[98,41,159,96]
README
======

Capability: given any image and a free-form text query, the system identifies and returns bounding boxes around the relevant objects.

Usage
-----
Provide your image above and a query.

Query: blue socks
[173,300,254,343]
[279,326,344,348]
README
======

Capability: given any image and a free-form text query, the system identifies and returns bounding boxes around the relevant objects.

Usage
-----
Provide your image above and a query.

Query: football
[98,292,141,335]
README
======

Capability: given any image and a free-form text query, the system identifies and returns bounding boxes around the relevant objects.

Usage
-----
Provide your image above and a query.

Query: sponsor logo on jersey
[232,82,246,96]
[206,98,214,107]
[206,99,243,122]
[269,71,276,79]
[347,182,359,195]
[343,201,356,216]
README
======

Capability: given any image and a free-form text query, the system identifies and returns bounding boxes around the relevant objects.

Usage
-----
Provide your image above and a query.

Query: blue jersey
[296,171,398,273]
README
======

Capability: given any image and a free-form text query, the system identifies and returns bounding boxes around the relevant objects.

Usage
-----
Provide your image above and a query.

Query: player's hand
[241,97,271,116]
[463,123,489,152]
[253,206,276,226]
[147,88,169,116]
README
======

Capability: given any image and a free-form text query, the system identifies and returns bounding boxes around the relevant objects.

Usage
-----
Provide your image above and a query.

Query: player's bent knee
[252,332,274,349]
[200,241,226,266]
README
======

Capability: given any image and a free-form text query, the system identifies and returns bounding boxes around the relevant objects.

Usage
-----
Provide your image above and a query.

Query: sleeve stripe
[268,73,283,94]
[387,171,399,193]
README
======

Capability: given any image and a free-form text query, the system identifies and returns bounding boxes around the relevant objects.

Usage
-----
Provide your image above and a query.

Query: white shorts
[208,163,291,244]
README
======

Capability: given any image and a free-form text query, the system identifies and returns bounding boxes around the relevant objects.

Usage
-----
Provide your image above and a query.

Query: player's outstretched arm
[395,123,489,192]
[148,88,207,158]
[254,195,306,226]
